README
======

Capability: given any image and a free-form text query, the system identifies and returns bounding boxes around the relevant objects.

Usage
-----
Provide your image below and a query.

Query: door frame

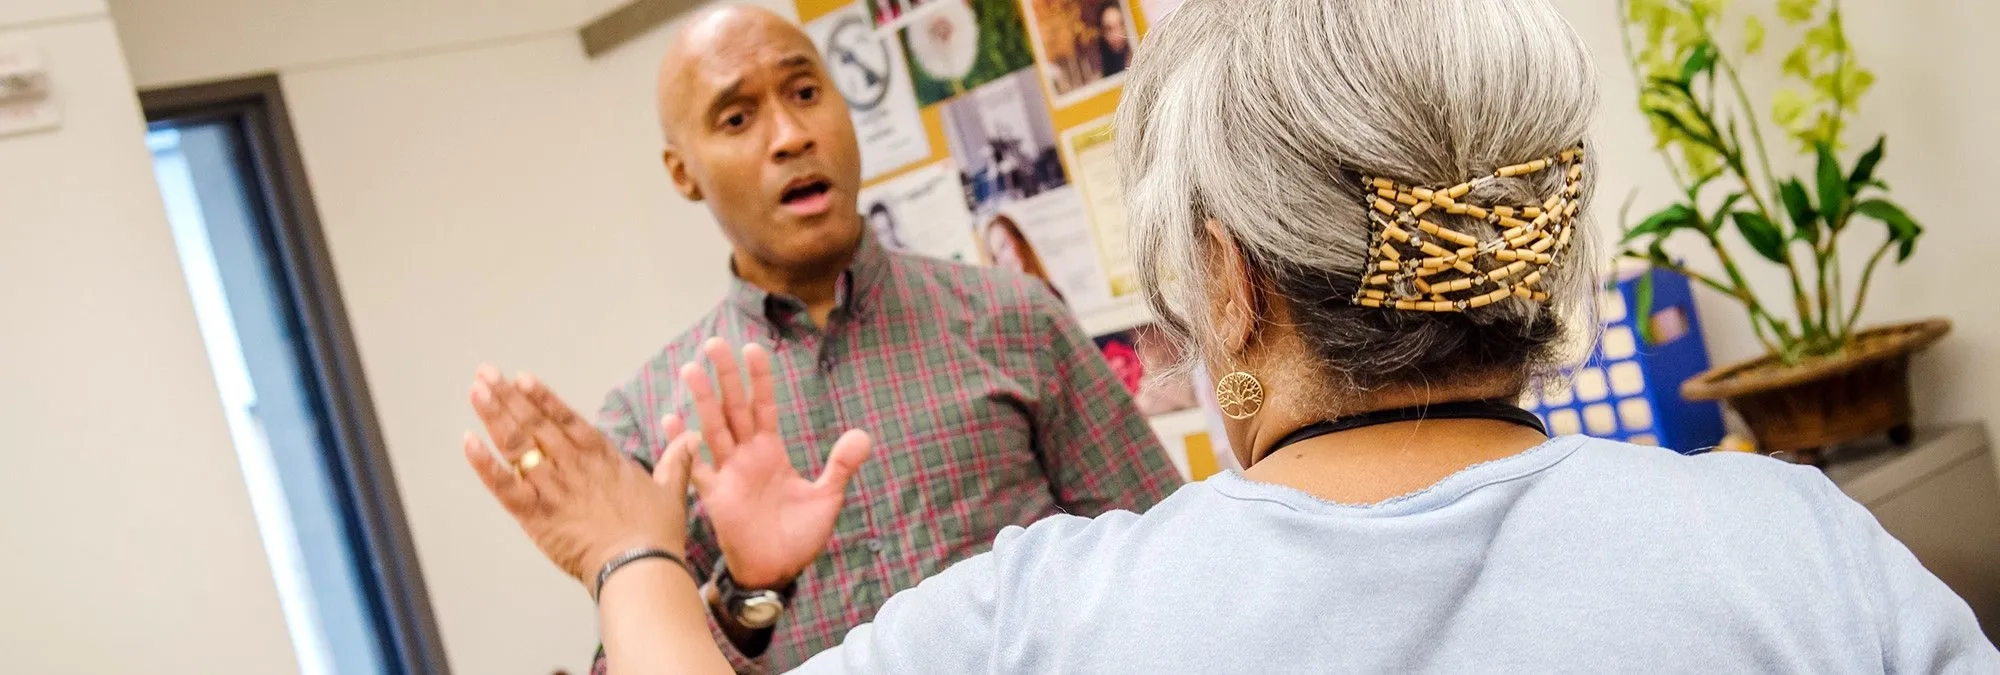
[142,75,449,675]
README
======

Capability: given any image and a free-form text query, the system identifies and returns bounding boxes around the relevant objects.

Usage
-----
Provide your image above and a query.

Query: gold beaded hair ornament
[1352,146,1585,313]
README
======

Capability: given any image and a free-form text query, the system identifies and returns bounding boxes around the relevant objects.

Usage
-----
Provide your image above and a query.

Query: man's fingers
[812,429,873,494]
[684,435,719,494]
[652,426,697,491]
[744,343,781,436]
[518,373,606,459]
[654,414,686,466]
[702,338,757,447]
[463,431,536,513]
[680,361,737,463]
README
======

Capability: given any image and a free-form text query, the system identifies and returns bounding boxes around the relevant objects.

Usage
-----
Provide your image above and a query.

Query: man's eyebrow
[703,78,745,119]
[698,52,817,120]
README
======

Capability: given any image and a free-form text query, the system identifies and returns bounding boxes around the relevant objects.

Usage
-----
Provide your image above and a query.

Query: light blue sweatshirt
[794,436,1998,673]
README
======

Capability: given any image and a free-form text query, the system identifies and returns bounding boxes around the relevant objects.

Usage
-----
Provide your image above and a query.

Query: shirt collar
[724,225,890,328]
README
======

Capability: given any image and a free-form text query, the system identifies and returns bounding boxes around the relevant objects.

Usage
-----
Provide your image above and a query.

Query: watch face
[737,593,784,628]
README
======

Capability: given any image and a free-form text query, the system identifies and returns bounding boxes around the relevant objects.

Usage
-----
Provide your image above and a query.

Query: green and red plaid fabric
[588,231,1180,673]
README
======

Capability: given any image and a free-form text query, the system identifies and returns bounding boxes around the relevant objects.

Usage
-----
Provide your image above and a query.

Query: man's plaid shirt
[589,231,1181,673]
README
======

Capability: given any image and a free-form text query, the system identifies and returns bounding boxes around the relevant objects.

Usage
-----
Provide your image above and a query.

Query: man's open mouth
[781,178,832,205]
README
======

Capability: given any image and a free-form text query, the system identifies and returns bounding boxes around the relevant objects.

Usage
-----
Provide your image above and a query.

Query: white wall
[109,1,789,672]
[1552,0,2000,434]
[0,2,297,673]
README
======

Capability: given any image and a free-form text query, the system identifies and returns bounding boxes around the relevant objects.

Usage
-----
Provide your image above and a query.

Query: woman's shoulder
[1544,437,1873,550]
[1555,436,1846,504]
[984,481,1227,566]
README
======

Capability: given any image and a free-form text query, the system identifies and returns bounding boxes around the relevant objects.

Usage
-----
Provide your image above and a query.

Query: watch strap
[710,558,799,600]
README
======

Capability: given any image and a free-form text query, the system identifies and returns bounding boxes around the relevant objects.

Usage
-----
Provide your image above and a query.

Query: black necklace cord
[1254,399,1548,466]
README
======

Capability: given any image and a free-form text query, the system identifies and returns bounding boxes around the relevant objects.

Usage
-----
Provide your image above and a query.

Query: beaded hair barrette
[1352,146,1585,313]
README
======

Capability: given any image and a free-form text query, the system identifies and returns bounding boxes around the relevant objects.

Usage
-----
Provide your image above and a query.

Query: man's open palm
[675,338,872,590]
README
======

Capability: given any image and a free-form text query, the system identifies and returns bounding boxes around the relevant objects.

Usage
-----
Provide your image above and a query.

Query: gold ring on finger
[516,447,547,476]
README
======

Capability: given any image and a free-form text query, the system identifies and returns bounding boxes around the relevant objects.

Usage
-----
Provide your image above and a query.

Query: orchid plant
[1616,0,1923,365]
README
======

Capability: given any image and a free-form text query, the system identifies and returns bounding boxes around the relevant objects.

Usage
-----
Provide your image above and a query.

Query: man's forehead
[674,14,820,86]
[685,41,818,88]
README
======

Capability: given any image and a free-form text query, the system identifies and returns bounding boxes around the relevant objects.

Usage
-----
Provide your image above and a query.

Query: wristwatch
[706,559,793,630]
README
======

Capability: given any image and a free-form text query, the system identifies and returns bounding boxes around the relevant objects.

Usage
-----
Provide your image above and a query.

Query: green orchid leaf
[1731,211,1790,263]
[1645,108,1720,151]
[1622,204,1701,244]
[1778,178,1818,232]
[1710,192,1747,234]
[1854,199,1924,262]
[1680,42,1718,83]
[1815,141,1848,227]
[1646,77,1693,97]
[1848,135,1885,195]
[1634,263,1659,345]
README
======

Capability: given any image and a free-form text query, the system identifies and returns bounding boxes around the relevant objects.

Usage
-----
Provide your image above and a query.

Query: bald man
[584,6,1179,672]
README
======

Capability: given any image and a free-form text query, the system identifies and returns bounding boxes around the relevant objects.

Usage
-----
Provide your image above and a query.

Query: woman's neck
[1240,417,1549,506]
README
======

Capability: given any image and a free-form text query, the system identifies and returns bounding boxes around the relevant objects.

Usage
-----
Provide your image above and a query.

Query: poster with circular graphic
[807,3,932,179]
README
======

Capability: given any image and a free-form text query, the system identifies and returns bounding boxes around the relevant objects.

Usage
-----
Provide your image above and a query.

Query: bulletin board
[792,0,1232,477]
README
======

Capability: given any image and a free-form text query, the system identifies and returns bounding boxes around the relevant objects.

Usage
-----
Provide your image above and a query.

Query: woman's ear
[1203,219,1258,356]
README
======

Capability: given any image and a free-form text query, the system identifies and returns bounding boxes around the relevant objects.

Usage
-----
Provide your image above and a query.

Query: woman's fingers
[680,361,737,465]
[743,343,781,436]
[491,370,573,467]
[471,367,536,464]
[464,431,536,513]
[702,338,757,447]
[518,372,608,462]
[812,429,873,495]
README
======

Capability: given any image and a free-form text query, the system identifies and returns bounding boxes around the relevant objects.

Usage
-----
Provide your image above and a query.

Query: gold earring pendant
[1214,371,1265,420]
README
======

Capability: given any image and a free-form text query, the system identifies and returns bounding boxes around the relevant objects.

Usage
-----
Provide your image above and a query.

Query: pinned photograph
[1020,0,1138,107]
[978,190,1114,315]
[941,69,1068,216]
[857,161,982,264]
[891,0,1038,106]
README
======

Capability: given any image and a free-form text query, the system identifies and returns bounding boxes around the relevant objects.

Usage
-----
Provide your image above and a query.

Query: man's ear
[1203,219,1258,356]
[663,146,703,202]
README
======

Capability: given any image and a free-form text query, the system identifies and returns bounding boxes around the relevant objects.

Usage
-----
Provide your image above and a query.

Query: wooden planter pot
[1682,319,1952,465]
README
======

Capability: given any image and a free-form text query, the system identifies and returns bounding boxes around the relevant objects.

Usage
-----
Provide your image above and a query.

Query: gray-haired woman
[466,0,1998,671]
